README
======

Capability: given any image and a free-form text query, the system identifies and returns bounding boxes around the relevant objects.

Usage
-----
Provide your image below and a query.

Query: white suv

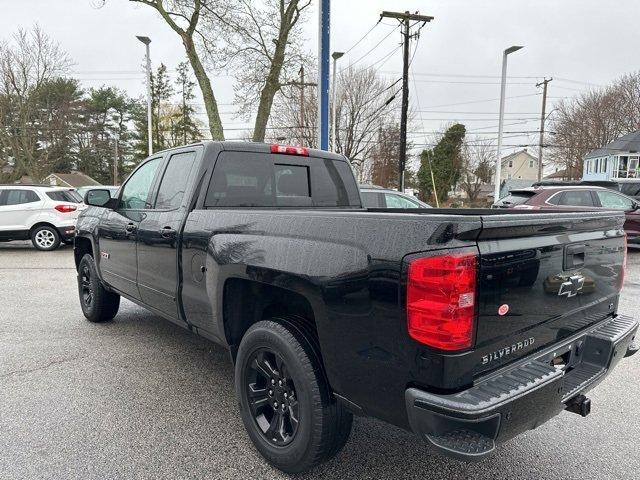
[0,185,85,251]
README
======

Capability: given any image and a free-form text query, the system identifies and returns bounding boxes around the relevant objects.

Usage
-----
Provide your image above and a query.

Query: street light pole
[331,51,344,151]
[136,35,153,156]
[494,45,523,202]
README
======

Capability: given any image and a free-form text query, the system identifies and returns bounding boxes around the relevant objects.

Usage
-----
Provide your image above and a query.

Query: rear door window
[2,189,40,205]
[619,182,640,197]
[556,190,596,207]
[155,151,198,210]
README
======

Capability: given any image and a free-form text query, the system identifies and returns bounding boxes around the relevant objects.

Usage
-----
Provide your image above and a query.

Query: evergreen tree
[150,63,174,151]
[417,123,466,204]
[174,61,201,144]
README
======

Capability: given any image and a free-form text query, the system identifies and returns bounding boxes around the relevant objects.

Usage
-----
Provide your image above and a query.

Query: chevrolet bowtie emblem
[558,274,585,298]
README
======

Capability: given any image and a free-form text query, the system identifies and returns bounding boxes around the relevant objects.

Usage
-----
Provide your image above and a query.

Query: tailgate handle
[564,244,585,270]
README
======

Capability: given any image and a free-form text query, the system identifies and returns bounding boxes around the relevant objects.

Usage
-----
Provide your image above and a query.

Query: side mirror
[84,189,115,208]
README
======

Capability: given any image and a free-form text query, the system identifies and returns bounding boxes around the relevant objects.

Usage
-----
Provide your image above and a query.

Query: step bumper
[405,314,638,461]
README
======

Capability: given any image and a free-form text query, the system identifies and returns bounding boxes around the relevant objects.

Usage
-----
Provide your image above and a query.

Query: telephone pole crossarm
[380,10,434,192]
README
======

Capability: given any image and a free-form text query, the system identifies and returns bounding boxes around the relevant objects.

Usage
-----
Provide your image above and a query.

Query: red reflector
[407,252,477,351]
[54,204,77,213]
[271,144,309,156]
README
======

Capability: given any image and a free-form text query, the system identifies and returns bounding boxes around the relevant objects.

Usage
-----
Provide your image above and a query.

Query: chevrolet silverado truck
[74,142,638,473]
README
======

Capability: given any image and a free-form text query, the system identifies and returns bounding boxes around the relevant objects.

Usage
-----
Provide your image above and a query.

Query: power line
[344,27,398,70]
[341,20,384,57]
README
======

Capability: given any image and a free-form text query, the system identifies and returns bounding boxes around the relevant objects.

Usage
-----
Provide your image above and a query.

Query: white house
[582,130,640,181]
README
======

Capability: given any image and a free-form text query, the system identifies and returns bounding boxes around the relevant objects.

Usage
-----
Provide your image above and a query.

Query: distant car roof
[510,185,613,194]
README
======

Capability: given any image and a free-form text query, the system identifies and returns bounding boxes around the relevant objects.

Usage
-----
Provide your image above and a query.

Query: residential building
[582,130,640,181]
[496,149,539,181]
[43,172,101,189]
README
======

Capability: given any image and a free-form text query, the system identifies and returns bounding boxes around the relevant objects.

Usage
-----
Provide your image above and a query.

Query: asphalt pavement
[1,241,639,479]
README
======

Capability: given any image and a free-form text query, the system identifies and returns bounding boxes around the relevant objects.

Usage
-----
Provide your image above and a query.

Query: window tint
[204,152,360,208]
[360,192,383,208]
[1,189,40,206]
[120,158,161,209]
[384,193,421,208]
[46,190,82,203]
[557,190,595,207]
[155,151,197,210]
[596,190,634,210]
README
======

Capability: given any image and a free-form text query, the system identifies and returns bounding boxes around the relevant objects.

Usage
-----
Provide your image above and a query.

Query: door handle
[160,226,177,238]
[125,223,136,233]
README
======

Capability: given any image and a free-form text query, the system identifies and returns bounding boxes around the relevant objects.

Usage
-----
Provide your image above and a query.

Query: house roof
[544,169,569,179]
[45,172,100,188]
[501,149,537,164]
[585,130,640,159]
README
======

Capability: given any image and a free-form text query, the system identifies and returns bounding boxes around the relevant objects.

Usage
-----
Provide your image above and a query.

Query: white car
[0,185,84,251]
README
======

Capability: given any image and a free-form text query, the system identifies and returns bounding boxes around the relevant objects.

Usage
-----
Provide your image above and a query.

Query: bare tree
[129,0,310,144]
[129,0,225,140]
[0,26,72,180]
[549,71,640,178]
[205,0,311,142]
[459,137,494,202]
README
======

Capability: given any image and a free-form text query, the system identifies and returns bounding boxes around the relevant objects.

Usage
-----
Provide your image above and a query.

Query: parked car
[360,184,431,208]
[493,185,640,245]
[0,185,84,250]
[77,185,119,201]
[75,142,637,473]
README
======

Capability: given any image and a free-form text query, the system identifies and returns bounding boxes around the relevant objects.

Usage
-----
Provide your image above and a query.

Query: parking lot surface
[1,242,639,479]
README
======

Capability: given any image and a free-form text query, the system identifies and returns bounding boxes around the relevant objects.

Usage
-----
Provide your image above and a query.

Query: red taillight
[54,204,77,213]
[271,144,309,156]
[406,252,477,351]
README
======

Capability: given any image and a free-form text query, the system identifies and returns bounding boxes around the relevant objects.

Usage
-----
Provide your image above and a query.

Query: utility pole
[136,35,153,155]
[380,11,434,192]
[536,77,552,181]
[288,66,317,144]
[113,133,119,185]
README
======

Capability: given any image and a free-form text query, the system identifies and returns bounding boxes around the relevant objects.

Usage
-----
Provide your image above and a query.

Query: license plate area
[538,339,585,373]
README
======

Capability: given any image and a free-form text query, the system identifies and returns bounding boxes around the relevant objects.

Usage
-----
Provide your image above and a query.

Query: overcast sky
[2,0,639,160]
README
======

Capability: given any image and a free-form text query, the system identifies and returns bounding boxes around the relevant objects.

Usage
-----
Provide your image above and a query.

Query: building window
[529,160,534,168]
[508,160,513,168]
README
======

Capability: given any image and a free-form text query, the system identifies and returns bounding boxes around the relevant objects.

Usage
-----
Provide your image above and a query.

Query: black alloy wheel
[245,348,300,446]
[80,262,94,308]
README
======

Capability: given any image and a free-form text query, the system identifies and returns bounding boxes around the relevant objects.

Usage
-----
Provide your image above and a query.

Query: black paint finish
[75,141,628,433]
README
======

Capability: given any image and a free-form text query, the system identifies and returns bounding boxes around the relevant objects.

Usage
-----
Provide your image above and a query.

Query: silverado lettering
[482,337,535,365]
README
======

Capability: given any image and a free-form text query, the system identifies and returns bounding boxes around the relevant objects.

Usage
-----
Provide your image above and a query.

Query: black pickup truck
[75,142,638,473]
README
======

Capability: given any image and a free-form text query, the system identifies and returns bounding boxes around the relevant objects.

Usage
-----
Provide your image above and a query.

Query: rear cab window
[204,151,360,208]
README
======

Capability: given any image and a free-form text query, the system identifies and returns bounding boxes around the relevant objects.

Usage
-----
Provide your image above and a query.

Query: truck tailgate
[473,211,626,377]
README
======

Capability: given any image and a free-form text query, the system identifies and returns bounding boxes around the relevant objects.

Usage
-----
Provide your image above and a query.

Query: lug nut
[284,392,288,398]
[271,379,275,385]
[274,402,278,408]
[278,380,283,386]
[268,390,273,396]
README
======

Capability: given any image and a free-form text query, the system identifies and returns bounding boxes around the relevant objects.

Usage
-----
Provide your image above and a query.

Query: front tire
[235,317,353,473]
[31,225,61,251]
[77,254,120,322]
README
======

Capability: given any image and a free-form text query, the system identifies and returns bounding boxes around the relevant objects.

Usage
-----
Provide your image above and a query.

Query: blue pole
[318,0,330,150]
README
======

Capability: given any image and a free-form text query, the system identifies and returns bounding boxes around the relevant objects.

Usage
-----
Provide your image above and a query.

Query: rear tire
[235,317,352,473]
[77,254,120,322]
[31,225,61,251]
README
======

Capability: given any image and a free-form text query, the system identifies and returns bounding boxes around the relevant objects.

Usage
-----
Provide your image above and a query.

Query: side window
[360,192,383,208]
[311,159,360,207]
[155,151,197,210]
[596,190,634,210]
[120,158,161,210]
[557,190,595,207]
[384,193,420,208]
[4,189,40,205]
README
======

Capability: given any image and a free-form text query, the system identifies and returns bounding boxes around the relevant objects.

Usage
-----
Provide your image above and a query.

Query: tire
[235,317,353,474]
[77,254,120,322]
[31,225,61,251]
